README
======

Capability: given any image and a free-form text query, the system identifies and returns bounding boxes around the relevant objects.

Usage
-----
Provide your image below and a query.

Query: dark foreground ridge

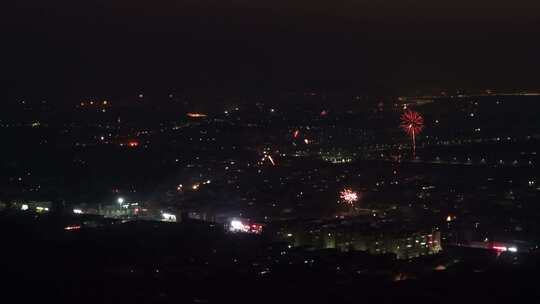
[2,211,540,304]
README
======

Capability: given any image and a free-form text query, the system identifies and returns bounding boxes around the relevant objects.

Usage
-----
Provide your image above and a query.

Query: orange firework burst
[400,110,424,156]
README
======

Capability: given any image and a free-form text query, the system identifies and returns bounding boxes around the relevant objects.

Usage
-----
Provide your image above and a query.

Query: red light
[293,130,300,138]
[250,224,263,234]
[492,245,507,252]
[64,225,81,231]
[128,141,139,147]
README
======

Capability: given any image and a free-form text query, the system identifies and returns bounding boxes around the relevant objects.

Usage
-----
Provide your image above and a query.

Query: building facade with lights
[275,219,442,260]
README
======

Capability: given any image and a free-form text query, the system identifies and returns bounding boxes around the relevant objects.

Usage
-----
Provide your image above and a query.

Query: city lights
[161,213,177,222]
[230,220,246,232]
[35,206,48,213]
[229,219,263,234]
[4,3,540,299]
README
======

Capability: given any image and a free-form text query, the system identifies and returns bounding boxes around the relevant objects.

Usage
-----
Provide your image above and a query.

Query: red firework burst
[400,110,424,136]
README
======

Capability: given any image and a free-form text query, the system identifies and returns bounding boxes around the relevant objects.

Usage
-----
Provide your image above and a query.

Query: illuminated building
[349,231,442,259]
[90,202,179,223]
[278,219,442,260]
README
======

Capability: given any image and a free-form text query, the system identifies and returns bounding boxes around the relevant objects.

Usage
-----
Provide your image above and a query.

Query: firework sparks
[266,155,276,166]
[400,110,424,136]
[400,110,424,156]
[261,151,276,166]
[340,189,359,205]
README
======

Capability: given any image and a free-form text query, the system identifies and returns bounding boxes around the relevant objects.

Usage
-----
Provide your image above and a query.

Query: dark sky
[3,0,540,98]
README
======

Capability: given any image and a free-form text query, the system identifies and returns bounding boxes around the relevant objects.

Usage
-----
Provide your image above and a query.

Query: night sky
[3,1,540,98]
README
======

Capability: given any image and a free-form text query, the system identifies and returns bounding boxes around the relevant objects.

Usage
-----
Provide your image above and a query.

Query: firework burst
[340,189,359,206]
[400,110,424,156]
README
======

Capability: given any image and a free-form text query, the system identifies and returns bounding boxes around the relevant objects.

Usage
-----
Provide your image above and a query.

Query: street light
[117,197,125,204]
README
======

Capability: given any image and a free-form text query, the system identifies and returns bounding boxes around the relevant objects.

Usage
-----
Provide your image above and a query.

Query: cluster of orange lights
[187,113,207,118]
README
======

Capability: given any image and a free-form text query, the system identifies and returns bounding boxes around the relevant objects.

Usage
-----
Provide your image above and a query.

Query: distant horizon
[5,1,540,102]
[6,87,540,104]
